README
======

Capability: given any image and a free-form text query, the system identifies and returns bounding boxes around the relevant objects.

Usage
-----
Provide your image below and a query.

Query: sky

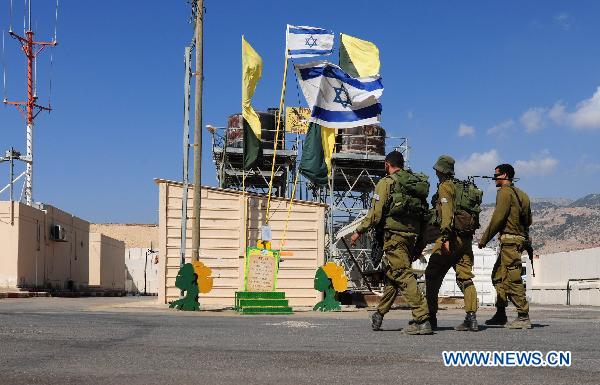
[1,0,600,223]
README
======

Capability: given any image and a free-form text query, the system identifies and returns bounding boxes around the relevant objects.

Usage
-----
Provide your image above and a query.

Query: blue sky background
[1,0,599,223]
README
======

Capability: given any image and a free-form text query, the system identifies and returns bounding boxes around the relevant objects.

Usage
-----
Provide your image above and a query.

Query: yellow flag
[340,33,380,77]
[321,126,336,175]
[242,36,263,139]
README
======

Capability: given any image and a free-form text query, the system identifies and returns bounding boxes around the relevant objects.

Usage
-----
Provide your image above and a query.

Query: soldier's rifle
[340,238,376,294]
[471,175,520,182]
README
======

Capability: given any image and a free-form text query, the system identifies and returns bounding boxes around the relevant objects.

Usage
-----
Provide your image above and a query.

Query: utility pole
[179,46,192,270]
[191,0,204,261]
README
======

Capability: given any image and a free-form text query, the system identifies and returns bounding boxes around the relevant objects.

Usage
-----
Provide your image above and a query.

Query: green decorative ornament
[313,262,348,312]
[168,262,213,311]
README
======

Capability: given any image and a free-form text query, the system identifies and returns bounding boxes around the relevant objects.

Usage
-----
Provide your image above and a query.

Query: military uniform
[425,156,479,331]
[356,170,430,325]
[479,184,532,327]
[425,181,478,322]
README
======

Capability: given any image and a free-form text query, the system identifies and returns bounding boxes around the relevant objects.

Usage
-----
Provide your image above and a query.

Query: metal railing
[566,278,600,305]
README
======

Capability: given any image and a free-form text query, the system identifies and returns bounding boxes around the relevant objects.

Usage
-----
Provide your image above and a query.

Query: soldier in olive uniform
[478,164,532,329]
[425,156,479,331]
[350,151,432,335]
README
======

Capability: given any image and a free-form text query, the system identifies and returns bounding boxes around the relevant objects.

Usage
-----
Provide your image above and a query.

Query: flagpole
[265,25,289,224]
[242,168,247,251]
[279,168,300,251]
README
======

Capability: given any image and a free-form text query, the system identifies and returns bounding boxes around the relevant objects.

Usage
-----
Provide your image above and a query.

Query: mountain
[531,197,573,207]
[476,194,600,254]
[569,193,600,208]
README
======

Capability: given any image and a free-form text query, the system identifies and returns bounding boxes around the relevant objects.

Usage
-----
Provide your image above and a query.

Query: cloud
[514,150,559,177]
[455,149,501,179]
[546,88,600,130]
[486,119,515,137]
[519,87,600,131]
[554,12,573,31]
[406,110,414,120]
[458,123,475,137]
[566,87,600,129]
[520,107,546,133]
[548,102,566,123]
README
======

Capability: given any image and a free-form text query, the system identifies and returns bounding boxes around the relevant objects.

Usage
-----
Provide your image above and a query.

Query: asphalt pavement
[1,297,599,385]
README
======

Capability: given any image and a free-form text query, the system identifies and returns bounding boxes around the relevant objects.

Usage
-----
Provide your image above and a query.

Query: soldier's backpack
[452,178,483,234]
[387,169,430,219]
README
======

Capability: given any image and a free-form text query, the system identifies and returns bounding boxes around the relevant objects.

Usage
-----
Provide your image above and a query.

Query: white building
[527,247,600,306]
[125,248,159,295]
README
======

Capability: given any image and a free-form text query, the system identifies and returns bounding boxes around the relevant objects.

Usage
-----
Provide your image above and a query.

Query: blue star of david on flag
[333,85,352,108]
[305,35,318,48]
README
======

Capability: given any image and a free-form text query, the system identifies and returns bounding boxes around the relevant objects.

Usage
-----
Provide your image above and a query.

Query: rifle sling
[509,186,529,238]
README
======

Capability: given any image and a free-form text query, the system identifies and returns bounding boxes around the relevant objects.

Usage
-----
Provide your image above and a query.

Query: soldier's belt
[499,233,525,243]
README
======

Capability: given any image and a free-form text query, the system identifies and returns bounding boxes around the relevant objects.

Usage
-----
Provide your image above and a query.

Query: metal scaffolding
[322,136,410,291]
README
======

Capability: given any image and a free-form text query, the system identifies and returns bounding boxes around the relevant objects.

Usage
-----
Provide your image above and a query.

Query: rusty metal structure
[210,109,298,196]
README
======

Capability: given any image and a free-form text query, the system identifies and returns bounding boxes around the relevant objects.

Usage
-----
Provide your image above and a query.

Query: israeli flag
[286,25,334,58]
[294,61,383,128]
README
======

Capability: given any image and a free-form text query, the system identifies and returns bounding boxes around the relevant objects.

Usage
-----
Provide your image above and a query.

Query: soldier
[425,156,480,331]
[478,164,532,329]
[350,150,432,335]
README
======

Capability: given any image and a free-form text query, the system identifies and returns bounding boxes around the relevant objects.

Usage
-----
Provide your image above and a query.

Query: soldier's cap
[433,155,455,175]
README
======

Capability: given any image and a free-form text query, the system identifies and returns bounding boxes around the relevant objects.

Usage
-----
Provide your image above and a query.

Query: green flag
[243,117,261,170]
[242,36,263,169]
[299,123,335,186]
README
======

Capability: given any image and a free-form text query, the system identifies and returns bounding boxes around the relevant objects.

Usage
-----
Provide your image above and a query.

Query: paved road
[1,297,599,385]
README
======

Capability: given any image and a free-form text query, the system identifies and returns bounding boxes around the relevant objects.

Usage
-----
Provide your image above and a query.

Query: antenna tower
[3,0,58,206]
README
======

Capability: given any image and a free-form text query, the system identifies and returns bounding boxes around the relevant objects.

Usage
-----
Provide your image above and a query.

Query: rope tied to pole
[278,169,300,252]
[264,48,289,225]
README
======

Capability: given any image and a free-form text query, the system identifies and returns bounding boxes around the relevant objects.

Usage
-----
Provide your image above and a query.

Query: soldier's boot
[410,315,437,330]
[371,311,383,331]
[484,306,507,326]
[403,319,433,335]
[454,311,479,332]
[429,315,438,331]
[506,312,532,329]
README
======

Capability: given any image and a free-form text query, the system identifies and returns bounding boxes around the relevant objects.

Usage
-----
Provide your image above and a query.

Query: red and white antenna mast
[3,0,58,206]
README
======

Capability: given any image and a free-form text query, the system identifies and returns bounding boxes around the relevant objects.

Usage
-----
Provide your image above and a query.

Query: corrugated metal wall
[156,180,325,307]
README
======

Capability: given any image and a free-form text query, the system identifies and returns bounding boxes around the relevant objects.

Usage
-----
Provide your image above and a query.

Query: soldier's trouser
[425,234,478,315]
[377,232,429,323]
[491,240,529,314]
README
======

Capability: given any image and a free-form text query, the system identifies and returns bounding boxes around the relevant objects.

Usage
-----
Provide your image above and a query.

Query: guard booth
[155,179,326,307]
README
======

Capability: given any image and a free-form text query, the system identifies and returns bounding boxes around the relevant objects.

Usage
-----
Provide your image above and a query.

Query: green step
[234,291,294,314]
[236,291,286,300]
[238,298,289,307]
[235,291,288,310]
[240,306,294,315]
